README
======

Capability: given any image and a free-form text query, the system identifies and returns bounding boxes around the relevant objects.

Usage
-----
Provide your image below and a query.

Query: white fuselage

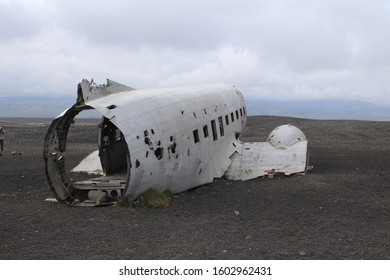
[44,79,307,206]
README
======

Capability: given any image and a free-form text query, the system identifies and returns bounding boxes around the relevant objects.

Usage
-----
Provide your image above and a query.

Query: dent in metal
[43,79,309,206]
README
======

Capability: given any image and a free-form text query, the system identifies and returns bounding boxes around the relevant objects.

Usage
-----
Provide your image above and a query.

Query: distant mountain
[246,99,390,121]
[1,95,390,121]
[0,95,98,118]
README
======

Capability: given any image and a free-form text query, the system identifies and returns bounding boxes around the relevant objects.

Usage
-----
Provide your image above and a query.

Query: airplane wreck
[43,79,308,206]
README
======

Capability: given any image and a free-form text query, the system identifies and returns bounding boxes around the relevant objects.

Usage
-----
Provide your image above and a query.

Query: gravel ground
[0,116,389,260]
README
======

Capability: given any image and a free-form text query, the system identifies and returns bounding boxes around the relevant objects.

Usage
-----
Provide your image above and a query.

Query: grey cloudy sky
[1,0,390,105]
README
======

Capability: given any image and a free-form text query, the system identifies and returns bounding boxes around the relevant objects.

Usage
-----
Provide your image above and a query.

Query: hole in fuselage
[99,117,129,175]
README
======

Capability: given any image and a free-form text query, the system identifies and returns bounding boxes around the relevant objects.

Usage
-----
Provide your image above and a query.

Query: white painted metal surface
[43,79,309,206]
[267,124,307,148]
[71,150,103,175]
[225,125,308,181]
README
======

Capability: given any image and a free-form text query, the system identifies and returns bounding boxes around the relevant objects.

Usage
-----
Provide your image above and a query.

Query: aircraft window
[211,120,218,141]
[193,112,197,118]
[203,125,209,138]
[231,112,234,122]
[218,116,224,137]
[225,115,229,125]
[240,108,243,117]
[193,129,200,143]
[243,107,246,115]
[236,110,239,119]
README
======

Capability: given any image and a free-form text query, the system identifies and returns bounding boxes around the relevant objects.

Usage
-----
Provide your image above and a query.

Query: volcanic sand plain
[0,116,389,259]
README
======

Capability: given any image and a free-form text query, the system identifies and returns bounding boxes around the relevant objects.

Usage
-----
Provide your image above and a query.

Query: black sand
[0,116,389,259]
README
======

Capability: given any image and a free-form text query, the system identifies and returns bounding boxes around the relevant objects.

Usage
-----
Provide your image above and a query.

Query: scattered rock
[88,190,108,202]
[234,210,240,216]
[45,197,58,203]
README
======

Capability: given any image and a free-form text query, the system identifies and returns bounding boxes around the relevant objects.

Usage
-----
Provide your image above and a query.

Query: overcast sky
[1,0,390,105]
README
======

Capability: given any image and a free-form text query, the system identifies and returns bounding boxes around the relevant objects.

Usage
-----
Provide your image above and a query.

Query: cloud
[0,0,48,40]
[0,0,389,106]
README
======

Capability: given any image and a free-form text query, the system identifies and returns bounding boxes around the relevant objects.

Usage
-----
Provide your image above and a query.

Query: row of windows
[192,106,246,144]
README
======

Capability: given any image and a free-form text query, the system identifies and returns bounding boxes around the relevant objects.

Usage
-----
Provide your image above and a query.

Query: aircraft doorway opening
[44,107,130,206]
[99,117,128,175]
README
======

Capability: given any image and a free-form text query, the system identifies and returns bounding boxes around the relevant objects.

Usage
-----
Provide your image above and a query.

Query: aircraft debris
[43,79,309,206]
[44,197,58,203]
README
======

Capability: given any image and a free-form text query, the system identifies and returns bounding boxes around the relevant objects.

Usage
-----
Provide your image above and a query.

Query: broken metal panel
[78,79,135,103]
[225,141,308,180]
[46,153,70,200]
[43,100,92,201]
[225,125,308,180]
[71,150,103,175]
[225,124,308,180]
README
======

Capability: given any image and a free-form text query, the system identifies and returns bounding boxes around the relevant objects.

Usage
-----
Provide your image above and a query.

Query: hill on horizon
[246,99,390,121]
[1,95,390,121]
